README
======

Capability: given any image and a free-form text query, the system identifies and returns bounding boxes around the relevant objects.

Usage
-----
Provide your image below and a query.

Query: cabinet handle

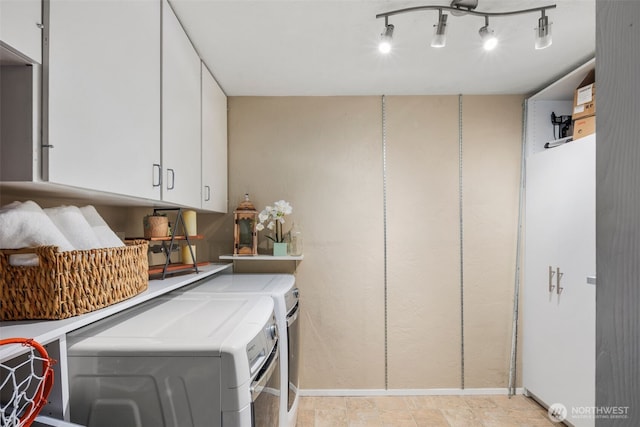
[556,267,564,295]
[548,266,555,293]
[204,185,211,201]
[167,168,175,190]
[153,164,162,187]
[36,23,44,29]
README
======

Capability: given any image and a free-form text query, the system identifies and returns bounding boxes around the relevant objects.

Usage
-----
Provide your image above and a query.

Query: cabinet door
[201,64,228,213]
[523,135,596,427]
[0,0,42,63]
[47,0,161,200]
[161,0,201,208]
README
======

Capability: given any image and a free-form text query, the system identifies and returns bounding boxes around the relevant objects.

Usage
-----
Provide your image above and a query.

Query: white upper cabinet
[201,64,228,213]
[47,0,161,200]
[161,0,201,208]
[0,0,42,63]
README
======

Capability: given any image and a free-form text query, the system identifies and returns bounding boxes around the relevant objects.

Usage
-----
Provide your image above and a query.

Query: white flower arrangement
[256,200,293,243]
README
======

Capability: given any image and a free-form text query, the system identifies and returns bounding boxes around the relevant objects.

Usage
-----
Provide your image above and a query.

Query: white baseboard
[300,388,525,397]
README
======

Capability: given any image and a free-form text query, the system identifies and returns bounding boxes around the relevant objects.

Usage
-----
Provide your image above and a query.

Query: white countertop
[0,263,232,360]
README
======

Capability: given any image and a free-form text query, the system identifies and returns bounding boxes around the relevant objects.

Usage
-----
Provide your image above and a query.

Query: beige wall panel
[461,95,524,387]
[227,96,386,389]
[385,96,462,389]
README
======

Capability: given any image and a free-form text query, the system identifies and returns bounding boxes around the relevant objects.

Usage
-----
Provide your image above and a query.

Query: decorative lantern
[233,193,258,255]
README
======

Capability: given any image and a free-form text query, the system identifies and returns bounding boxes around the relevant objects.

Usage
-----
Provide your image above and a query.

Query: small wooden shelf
[130,235,204,241]
[148,261,210,276]
[219,254,304,261]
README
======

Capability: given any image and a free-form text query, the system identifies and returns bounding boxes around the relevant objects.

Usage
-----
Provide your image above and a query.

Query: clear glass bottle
[288,222,303,256]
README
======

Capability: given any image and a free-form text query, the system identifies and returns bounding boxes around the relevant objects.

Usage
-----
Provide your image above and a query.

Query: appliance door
[286,302,300,411]
[251,346,280,427]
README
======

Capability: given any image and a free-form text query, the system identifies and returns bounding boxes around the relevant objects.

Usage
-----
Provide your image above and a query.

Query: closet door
[386,96,461,388]
[523,135,595,427]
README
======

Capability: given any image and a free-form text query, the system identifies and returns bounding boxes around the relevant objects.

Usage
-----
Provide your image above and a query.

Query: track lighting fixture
[535,10,553,49]
[431,9,448,48]
[378,17,394,54]
[376,1,555,53]
[479,16,497,51]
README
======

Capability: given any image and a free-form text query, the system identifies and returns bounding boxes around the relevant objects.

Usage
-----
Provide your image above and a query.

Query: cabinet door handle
[548,266,556,293]
[36,23,44,29]
[204,185,211,201]
[556,267,564,295]
[167,168,175,190]
[153,164,162,187]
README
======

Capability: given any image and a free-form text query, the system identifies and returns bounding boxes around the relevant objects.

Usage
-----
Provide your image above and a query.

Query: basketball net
[1,338,55,427]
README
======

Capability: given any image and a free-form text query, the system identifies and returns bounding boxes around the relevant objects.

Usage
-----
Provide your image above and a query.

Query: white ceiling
[169,0,595,96]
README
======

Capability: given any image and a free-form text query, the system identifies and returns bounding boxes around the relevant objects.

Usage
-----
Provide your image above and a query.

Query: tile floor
[296,394,556,427]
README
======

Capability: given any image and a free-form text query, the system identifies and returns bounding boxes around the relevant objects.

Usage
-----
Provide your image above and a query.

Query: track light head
[379,23,395,54]
[535,11,552,49]
[431,11,448,48]
[479,17,497,51]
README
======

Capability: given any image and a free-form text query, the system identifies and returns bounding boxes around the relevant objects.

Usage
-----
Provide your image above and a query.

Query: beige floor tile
[297,395,554,427]
[314,396,347,410]
[346,397,378,411]
[490,395,537,411]
[441,407,484,427]
[372,396,410,410]
[349,421,384,427]
[315,409,348,427]
[378,409,416,423]
[404,395,471,411]
[410,408,450,427]
[348,410,383,426]
[296,409,315,427]
[464,395,499,409]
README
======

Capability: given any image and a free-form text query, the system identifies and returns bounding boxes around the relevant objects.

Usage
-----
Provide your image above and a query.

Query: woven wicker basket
[0,240,149,320]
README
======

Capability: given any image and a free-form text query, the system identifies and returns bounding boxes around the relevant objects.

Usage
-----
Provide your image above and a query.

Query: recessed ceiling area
[169,0,595,96]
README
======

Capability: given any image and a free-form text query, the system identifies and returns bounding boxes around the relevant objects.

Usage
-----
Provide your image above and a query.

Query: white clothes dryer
[178,274,300,427]
[67,293,280,427]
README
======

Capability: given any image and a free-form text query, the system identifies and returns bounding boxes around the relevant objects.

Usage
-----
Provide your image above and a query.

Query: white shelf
[219,254,304,261]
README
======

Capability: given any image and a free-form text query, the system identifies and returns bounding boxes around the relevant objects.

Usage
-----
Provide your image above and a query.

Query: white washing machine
[177,274,300,427]
[66,293,280,427]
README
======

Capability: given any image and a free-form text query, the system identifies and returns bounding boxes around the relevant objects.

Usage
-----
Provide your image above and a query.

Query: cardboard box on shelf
[573,69,596,120]
[573,115,595,140]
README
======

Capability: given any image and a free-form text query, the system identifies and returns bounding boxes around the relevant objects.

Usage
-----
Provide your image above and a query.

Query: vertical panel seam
[458,94,465,390]
[509,98,528,396]
[382,95,389,390]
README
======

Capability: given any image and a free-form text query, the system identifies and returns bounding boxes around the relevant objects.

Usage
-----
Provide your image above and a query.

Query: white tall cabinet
[201,64,228,212]
[523,60,596,427]
[46,0,161,200]
[161,0,202,208]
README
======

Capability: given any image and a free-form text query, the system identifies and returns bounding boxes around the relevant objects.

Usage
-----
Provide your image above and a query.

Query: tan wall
[225,95,524,391]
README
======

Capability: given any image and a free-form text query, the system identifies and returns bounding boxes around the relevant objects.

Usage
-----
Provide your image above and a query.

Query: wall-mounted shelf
[219,254,304,261]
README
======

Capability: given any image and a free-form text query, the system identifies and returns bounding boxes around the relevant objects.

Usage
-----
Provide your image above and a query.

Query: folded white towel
[0,200,75,266]
[44,205,102,251]
[80,205,125,248]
